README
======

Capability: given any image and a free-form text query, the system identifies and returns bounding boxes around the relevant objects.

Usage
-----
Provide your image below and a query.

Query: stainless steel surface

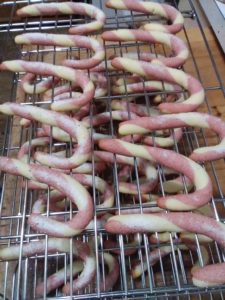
[199,0,225,55]
[0,0,225,299]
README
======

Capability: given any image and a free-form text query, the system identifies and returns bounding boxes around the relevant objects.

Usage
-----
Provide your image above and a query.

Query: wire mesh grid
[0,0,225,299]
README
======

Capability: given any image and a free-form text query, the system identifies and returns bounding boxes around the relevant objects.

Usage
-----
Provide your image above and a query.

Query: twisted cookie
[0,102,91,169]
[111,100,183,148]
[0,238,96,294]
[0,60,95,112]
[99,139,212,211]
[36,262,83,296]
[105,212,225,248]
[0,157,93,236]
[111,57,205,113]
[106,0,184,34]
[102,29,188,68]
[119,112,225,162]
[111,78,180,96]
[17,2,106,34]
[15,33,105,70]
[191,263,225,287]
[30,173,114,213]
[18,138,106,175]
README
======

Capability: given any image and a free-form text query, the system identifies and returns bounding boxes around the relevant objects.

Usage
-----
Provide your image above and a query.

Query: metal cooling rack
[0,0,225,299]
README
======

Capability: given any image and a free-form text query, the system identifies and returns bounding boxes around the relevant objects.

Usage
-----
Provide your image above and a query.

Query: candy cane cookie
[0,238,96,293]
[112,79,180,96]
[94,151,158,195]
[17,2,106,34]
[99,253,119,292]
[0,103,91,169]
[99,139,212,211]
[62,252,119,293]
[18,139,106,175]
[30,173,114,214]
[191,262,225,287]
[131,245,175,279]
[36,261,83,296]
[105,212,225,249]
[15,33,105,70]
[111,58,205,113]
[143,128,183,148]
[119,112,225,162]
[20,73,61,94]
[106,0,184,34]
[111,100,183,147]
[0,60,95,112]
[102,30,188,68]
[0,157,93,235]
[39,123,111,145]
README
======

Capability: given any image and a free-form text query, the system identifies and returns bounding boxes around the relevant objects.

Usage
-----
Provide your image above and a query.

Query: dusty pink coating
[20,72,60,94]
[106,0,184,34]
[0,238,95,294]
[132,245,173,278]
[94,150,158,195]
[191,262,225,287]
[119,112,225,162]
[98,139,212,211]
[111,57,205,114]
[0,157,93,236]
[104,234,141,256]
[104,212,225,249]
[15,33,105,70]
[0,60,95,112]
[0,102,91,169]
[16,2,106,34]
[102,29,188,68]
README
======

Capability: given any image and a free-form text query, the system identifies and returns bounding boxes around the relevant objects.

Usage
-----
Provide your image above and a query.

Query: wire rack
[0,0,225,299]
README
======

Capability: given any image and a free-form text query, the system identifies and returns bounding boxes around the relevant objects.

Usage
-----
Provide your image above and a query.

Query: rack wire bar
[0,0,225,299]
